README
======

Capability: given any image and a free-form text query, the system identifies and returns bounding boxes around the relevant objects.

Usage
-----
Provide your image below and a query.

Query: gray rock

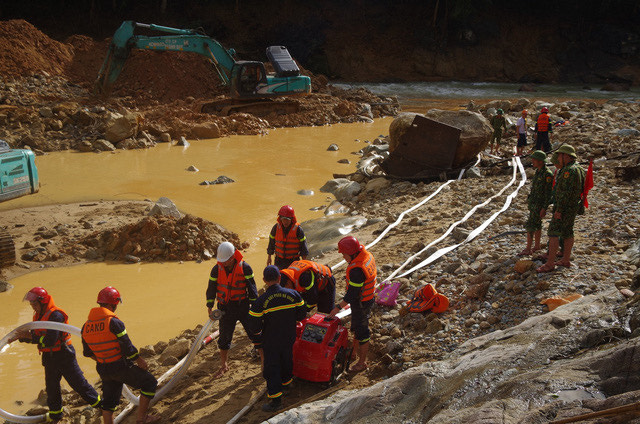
[148,197,182,219]
[38,107,53,118]
[320,178,362,201]
[199,176,235,185]
[159,133,172,143]
[463,166,482,179]
[124,255,141,263]
[186,165,199,172]
[337,159,351,164]
[327,144,339,151]
[178,136,190,147]
[324,200,349,216]
[617,129,640,137]
[297,189,314,196]
[160,338,190,364]
[94,139,116,152]
[0,280,14,292]
[364,177,391,193]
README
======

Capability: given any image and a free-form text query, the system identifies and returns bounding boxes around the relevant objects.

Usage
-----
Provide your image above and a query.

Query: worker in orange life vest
[328,236,377,373]
[534,106,553,153]
[81,287,159,424]
[266,205,309,270]
[8,287,101,423]
[206,241,263,377]
[280,259,336,314]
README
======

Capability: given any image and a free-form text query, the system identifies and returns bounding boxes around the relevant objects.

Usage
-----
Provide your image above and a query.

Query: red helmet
[338,236,363,256]
[23,287,50,304]
[97,286,122,305]
[541,107,549,113]
[278,205,295,218]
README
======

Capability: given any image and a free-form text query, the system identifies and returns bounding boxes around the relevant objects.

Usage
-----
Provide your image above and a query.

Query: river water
[0,119,392,411]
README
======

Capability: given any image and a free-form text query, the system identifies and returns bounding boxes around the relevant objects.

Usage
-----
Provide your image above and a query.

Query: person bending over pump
[9,287,102,423]
[81,287,159,424]
[266,205,309,270]
[206,241,263,377]
[328,236,378,373]
[280,259,336,314]
[249,266,306,412]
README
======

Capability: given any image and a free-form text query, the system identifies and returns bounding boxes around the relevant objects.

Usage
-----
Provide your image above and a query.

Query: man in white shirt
[516,110,527,156]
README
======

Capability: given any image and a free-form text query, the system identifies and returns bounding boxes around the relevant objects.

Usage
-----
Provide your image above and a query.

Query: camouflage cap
[530,150,547,161]
[556,144,577,158]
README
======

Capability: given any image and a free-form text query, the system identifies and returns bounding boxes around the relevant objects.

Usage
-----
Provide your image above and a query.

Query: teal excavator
[95,21,311,115]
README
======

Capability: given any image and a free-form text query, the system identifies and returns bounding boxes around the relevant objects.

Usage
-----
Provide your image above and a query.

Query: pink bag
[375,280,401,306]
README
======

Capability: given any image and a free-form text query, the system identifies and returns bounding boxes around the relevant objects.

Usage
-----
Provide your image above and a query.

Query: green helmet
[530,150,546,161]
[550,152,560,165]
[556,144,577,158]
[497,108,504,114]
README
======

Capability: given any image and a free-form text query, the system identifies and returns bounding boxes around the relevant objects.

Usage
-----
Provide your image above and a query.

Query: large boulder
[148,197,182,219]
[189,122,220,139]
[388,111,492,169]
[104,111,140,144]
[425,110,493,168]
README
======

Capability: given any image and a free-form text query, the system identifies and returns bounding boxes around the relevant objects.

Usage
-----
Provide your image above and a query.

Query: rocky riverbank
[9,98,637,423]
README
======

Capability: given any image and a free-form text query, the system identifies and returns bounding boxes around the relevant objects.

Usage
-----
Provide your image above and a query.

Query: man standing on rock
[249,266,306,412]
[206,241,263,377]
[538,144,585,272]
[329,236,377,373]
[266,205,309,269]
[519,150,553,256]
[9,287,102,423]
[534,107,552,153]
[81,286,159,424]
[516,110,528,156]
[489,108,508,156]
[280,259,336,314]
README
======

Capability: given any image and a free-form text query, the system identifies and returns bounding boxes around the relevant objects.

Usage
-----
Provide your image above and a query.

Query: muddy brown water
[0,119,392,412]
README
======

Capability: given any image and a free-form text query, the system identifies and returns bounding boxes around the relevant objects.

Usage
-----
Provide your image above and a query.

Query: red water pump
[293,313,351,385]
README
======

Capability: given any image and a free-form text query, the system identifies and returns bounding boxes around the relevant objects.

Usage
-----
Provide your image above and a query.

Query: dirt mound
[0,20,73,77]
[79,214,249,262]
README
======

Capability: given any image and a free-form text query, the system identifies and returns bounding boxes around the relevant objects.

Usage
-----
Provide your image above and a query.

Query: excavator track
[199,98,300,117]
[0,228,16,269]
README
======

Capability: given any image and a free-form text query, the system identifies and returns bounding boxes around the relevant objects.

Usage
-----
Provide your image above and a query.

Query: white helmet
[217,242,235,262]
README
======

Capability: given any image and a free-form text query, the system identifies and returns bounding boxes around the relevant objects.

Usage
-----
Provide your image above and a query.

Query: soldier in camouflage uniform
[489,108,508,155]
[519,150,553,256]
[537,144,585,272]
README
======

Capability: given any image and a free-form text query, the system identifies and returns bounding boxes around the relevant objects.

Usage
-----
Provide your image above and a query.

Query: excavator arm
[94,21,237,95]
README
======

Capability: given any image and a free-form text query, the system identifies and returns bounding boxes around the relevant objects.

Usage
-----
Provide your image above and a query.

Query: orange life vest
[285,260,332,292]
[33,300,72,353]
[82,307,122,363]
[274,223,302,259]
[346,248,377,302]
[216,258,250,304]
[537,113,550,132]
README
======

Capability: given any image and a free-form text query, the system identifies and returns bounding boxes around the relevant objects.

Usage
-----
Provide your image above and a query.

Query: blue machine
[0,140,40,203]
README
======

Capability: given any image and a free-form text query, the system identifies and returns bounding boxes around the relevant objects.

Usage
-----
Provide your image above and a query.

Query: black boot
[262,397,282,412]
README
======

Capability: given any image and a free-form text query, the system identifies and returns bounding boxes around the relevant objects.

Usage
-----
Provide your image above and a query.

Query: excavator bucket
[381,115,462,179]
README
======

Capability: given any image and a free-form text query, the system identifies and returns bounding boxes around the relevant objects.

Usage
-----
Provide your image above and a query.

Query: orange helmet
[23,287,50,304]
[278,205,295,218]
[97,286,122,305]
[338,236,363,256]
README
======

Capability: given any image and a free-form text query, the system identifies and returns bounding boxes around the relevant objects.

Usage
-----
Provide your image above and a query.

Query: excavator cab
[230,61,268,98]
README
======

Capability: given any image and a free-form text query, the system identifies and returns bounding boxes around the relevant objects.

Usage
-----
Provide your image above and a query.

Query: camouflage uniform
[490,115,507,145]
[525,164,553,232]
[548,160,585,239]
